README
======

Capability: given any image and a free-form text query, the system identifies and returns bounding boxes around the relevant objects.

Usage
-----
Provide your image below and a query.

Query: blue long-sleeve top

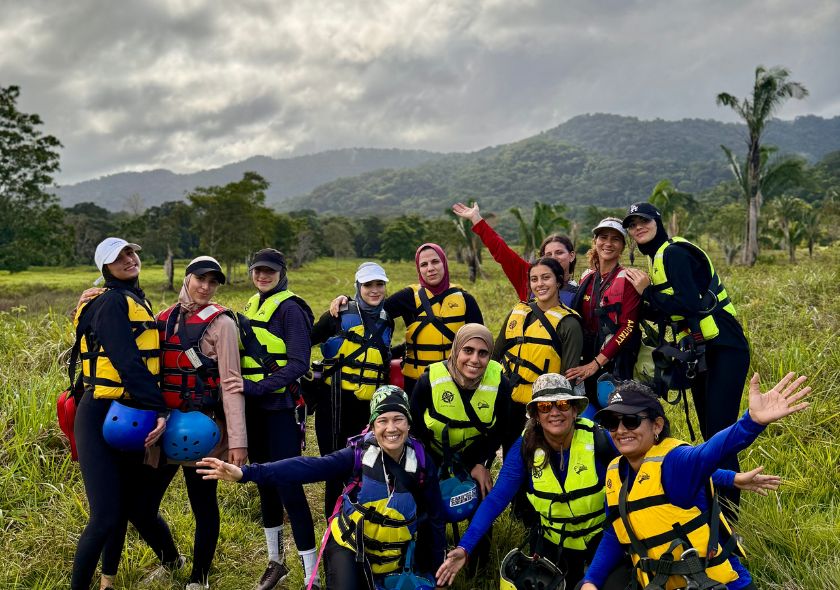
[240,443,448,571]
[582,411,764,589]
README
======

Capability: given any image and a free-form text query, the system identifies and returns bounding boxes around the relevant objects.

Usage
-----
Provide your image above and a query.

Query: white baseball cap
[592,218,628,241]
[355,262,389,284]
[94,237,141,271]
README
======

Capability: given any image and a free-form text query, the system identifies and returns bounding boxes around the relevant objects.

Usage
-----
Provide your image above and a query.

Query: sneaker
[255,560,289,590]
[140,554,186,586]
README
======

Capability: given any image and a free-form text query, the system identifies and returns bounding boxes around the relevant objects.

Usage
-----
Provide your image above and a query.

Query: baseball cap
[249,248,286,272]
[592,217,628,240]
[185,256,226,284]
[355,262,389,284]
[594,383,664,421]
[622,202,662,228]
[94,237,141,271]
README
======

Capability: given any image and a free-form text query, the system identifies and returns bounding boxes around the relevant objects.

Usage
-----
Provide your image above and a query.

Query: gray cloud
[1,0,837,184]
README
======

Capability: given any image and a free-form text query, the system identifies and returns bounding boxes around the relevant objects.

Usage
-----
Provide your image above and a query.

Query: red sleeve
[472,219,530,301]
[600,276,642,361]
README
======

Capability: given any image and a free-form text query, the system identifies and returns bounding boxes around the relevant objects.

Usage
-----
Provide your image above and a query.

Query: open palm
[748,372,811,426]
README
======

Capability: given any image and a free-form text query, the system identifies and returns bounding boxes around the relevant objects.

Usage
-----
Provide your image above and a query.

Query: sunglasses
[536,399,574,414]
[599,413,651,432]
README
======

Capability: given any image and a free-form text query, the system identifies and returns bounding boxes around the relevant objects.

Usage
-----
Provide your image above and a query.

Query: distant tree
[707,202,745,265]
[647,179,697,236]
[290,229,318,268]
[509,202,570,261]
[0,85,65,271]
[354,216,385,257]
[138,201,199,263]
[766,194,810,262]
[321,218,355,259]
[446,202,487,283]
[64,202,118,263]
[188,172,274,281]
[717,65,808,265]
[380,215,429,262]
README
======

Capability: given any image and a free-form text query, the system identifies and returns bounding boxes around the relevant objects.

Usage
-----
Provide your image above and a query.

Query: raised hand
[733,466,781,496]
[747,372,811,426]
[196,456,244,482]
[452,202,482,225]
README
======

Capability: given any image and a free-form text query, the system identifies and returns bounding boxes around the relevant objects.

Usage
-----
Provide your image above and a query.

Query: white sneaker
[139,554,186,586]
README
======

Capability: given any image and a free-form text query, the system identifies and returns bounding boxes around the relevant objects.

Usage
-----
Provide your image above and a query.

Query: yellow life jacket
[423,360,501,461]
[240,290,294,392]
[502,301,579,404]
[74,290,160,400]
[649,237,737,341]
[403,285,467,379]
[605,437,743,590]
[322,301,391,401]
[331,435,423,575]
[526,418,606,550]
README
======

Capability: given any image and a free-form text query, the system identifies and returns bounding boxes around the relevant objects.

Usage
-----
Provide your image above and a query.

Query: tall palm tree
[509,202,570,261]
[647,179,696,236]
[716,66,808,266]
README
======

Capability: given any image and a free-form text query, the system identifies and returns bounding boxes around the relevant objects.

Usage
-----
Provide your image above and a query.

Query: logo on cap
[630,204,639,213]
[609,392,623,404]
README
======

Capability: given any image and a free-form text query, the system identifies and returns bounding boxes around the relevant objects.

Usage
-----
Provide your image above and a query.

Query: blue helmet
[596,373,619,409]
[102,401,157,452]
[162,410,220,461]
[439,475,479,523]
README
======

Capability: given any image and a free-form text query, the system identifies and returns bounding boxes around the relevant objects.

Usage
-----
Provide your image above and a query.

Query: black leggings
[246,407,316,550]
[691,342,750,518]
[323,537,370,590]
[71,394,179,590]
[314,392,370,517]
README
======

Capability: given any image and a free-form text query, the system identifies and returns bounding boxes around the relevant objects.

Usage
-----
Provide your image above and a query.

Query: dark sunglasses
[600,413,650,432]
[536,399,573,414]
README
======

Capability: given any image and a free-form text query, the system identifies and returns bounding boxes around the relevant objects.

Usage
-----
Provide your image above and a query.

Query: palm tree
[647,179,696,236]
[716,66,808,266]
[509,202,570,261]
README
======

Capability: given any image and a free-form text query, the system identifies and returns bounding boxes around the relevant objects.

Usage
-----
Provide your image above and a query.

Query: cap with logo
[593,385,664,421]
[622,202,662,228]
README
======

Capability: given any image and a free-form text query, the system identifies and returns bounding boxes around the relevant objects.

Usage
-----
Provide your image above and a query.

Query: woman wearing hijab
[310,261,395,517]
[622,202,750,517]
[331,243,483,396]
[222,248,319,590]
[71,238,180,590]
[197,386,448,590]
[409,323,514,571]
[452,201,578,305]
[150,256,247,590]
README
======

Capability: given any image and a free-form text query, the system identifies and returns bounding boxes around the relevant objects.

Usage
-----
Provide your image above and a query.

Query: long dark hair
[539,234,576,277]
[529,257,565,296]
[521,412,552,471]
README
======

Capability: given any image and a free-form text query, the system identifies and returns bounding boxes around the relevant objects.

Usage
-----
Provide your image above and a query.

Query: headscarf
[179,255,223,313]
[637,216,670,259]
[250,248,289,302]
[354,262,388,323]
[369,385,412,425]
[415,243,450,296]
[446,323,494,390]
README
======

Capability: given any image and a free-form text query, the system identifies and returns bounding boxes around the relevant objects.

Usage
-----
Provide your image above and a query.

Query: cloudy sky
[3,0,838,185]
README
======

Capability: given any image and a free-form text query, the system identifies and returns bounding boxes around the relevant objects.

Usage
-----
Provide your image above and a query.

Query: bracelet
[594,358,603,370]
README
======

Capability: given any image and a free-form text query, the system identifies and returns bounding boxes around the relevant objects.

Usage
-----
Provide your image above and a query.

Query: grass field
[1,247,838,589]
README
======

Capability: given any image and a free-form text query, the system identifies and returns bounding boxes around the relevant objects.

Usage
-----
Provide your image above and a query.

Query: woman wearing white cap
[566,218,641,412]
[309,262,395,518]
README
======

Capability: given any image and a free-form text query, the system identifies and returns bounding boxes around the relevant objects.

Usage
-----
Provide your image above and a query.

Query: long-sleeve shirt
[578,267,641,363]
[86,280,167,412]
[242,297,312,410]
[409,370,516,471]
[582,411,763,589]
[472,219,577,306]
[240,444,447,570]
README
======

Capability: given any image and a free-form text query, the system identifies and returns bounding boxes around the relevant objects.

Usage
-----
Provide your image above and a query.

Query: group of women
[68,199,809,590]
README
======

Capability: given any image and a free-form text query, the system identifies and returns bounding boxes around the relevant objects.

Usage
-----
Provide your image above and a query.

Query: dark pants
[691,342,750,520]
[314,391,370,517]
[246,407,316,551]
[323,537,369,590]
[71,393,179,590]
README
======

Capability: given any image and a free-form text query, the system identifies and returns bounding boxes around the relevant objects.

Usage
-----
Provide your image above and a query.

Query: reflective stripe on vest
[502,302,576,404]
[649,237,736,341]
[423,361,501,458]
[605,438,741,589]
[240,290,293,391]
[403,285,467,379]
[75,290,160,400]
[526,419,606,550]
[330,437,421,575]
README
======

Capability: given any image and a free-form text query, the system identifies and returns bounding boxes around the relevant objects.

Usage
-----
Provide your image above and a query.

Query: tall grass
[1,248,837,589]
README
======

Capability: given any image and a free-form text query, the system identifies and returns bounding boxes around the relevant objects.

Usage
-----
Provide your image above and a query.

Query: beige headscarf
[446,323,494,389]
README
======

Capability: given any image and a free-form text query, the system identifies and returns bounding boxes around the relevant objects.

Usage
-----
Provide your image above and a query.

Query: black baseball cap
[622,202,662,228]
[249,248,286,272]
[185,256,226,284]
[594,384,664,421]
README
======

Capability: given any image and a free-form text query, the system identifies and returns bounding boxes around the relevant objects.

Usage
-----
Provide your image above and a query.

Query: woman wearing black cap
[222,248,319,589]
[622,202,751,517]
[581,374,808,590]
[196,386,447,590]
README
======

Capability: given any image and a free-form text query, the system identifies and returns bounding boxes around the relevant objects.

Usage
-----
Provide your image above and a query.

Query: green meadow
[1,248,838,589]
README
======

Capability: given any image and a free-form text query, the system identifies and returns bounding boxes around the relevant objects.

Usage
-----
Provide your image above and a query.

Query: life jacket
[649,237,737,341]
[605,437,744,590]
[239,290,299,392]
[157,302,230,411]
[331,433,427,575]
[526,418,606,551]
[502,301,579,404]
[423,360,501,465]
[321,301,392,401]
[74,289,160,400]
[403,284,467,379]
